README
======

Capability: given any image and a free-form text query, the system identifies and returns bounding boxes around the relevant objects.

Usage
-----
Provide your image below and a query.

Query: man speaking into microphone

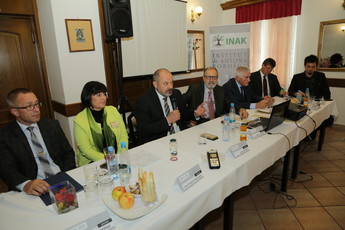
[134,68,206,145]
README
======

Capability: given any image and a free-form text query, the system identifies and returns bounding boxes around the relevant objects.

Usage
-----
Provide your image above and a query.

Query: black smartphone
[207,150,220,169]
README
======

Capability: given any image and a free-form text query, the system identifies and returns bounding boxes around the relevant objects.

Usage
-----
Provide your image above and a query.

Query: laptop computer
[247,100,290,132]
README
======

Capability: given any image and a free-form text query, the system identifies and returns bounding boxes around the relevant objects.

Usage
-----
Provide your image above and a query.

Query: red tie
[263,76,268,96]
[208,90,215,120]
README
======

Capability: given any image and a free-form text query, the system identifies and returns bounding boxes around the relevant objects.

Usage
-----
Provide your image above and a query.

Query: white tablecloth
[0,101,336,230]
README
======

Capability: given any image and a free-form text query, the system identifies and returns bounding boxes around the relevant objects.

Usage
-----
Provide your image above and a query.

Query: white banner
[210,24,250,86]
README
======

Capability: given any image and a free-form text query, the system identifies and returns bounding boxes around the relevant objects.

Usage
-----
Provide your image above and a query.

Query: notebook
[248,100,290,132]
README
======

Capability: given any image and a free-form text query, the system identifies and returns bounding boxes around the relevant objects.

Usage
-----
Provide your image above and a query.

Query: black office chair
[127,112,138,148]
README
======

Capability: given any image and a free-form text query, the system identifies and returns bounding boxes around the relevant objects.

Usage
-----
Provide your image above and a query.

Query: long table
[0,100,336,230]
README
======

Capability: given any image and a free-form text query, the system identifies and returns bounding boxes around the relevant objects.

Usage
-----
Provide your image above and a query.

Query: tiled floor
[195,124,345,230]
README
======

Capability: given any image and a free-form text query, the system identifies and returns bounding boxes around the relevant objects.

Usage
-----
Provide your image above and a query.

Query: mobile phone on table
[201,133,218,141]
[207,150,220,169]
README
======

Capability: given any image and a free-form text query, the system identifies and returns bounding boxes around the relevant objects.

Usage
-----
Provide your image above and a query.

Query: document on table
[129,149,160,167]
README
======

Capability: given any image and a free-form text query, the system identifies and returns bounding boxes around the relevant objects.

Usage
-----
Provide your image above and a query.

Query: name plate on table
[67,210,115,230]
[227,141,249,158]
[176,164,203,192]
[248,126,265,139]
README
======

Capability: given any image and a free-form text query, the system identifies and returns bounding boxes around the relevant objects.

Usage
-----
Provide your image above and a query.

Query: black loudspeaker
[102,0,133,40]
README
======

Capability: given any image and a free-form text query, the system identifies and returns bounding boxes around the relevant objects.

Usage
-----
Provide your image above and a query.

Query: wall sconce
[191,6,203,23]
[341,26,345,32]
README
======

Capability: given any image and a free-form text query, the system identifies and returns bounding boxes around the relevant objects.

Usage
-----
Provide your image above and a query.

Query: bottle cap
[224,116,229,121]
[120,142,126,148]
[230,103,234,107]
[107,146,114,152]
[170,139,176,142]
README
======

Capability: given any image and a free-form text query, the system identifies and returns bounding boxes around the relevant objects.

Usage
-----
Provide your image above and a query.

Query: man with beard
[288,55,332,139]
[183,67,248,123]
[134,68,206,145]
[288,55,331,99]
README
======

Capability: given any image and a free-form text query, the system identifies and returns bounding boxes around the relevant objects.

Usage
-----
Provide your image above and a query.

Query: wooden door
[0,14,52,127]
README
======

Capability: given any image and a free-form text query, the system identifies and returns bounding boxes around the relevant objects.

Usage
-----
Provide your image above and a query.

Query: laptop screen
[266,100,291,131]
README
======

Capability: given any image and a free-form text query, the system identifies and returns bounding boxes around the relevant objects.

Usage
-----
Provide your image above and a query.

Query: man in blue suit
[0,88,76,196]
[223,66,274,109]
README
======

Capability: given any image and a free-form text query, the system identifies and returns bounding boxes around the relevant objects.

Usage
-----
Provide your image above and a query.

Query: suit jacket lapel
[11,122,35,160]
[151,88,165,117]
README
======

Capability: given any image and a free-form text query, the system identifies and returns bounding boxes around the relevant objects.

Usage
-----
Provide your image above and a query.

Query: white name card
[176,164,203,192]
[227,141,249,158]
[66,210,115,230]
[248,126,265,139]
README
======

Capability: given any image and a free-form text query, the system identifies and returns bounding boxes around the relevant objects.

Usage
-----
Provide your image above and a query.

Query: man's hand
[239,108,248,119]
[23,179,50,196]
[194,102,206,117]
[294,91,305,97]
[166,110,180,124]
[256,100,269,109]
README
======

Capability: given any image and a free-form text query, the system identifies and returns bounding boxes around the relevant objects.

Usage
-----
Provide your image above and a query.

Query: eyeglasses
[12,102,42,111]
[204,75,218,80]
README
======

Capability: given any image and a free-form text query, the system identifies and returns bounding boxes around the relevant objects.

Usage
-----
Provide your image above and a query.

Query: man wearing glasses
[184,67,248,123]
[0,88,75,196]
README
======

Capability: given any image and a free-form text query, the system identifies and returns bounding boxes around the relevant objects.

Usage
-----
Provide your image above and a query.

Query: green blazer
[74,106,128,166]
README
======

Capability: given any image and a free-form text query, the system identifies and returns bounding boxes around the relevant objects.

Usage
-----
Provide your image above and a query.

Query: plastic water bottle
[222,116,230,142]
[118,142,131,185]
[229,103,236,127]
[303,88,310,107]
[296,90,302,104]
[106,146,119,180]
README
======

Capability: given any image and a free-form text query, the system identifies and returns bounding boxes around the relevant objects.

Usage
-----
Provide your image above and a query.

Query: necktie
[208,90,215,120]
[27,126,54,178]
[163,97,175,134]
[263,76,268,96]
[240,86,245,100]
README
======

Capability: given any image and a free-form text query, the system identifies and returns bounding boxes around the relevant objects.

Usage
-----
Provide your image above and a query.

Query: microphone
[171,97,177,110]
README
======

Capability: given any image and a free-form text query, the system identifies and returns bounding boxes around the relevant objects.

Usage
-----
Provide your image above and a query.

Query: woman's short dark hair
[81,81,108,107]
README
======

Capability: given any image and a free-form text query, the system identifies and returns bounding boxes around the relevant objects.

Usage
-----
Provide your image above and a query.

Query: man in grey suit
[0,88,76,196]
[183,67,248,122]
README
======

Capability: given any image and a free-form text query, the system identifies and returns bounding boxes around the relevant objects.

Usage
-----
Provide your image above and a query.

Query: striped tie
[27,126,54,178]
[163,97,175,134]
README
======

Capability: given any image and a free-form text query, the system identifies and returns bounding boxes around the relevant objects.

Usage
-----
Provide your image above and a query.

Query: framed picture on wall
[65,19,95,52]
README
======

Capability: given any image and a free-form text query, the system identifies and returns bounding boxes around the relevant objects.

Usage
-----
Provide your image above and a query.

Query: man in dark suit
[0,88,76,196]
[249,58,283,98]
[288,54,331,99]
[183,67,248,122]
[134,68,205,145]
[223,66,274,109]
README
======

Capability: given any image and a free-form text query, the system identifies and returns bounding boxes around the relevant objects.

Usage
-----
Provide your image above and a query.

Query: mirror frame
[187,30,205,72]
[317,19,345,72]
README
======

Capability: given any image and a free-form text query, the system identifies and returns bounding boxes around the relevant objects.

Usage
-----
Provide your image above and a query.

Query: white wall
[36,0,107,145]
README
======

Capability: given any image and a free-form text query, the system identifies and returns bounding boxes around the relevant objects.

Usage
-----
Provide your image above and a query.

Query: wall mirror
[317,19,345,72]
[187,30,205,71]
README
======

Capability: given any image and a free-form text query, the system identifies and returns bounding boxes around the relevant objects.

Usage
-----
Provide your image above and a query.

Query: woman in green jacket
[74,81,128,166]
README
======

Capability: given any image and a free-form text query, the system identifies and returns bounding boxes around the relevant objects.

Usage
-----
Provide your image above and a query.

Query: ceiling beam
[221,0,270,10]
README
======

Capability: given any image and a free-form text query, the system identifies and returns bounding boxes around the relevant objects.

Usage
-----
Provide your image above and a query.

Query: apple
[112,186,126,201]
[118,192,134,209]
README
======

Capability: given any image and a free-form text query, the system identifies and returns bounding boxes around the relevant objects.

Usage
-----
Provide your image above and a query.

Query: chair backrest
[127,112,137,148]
